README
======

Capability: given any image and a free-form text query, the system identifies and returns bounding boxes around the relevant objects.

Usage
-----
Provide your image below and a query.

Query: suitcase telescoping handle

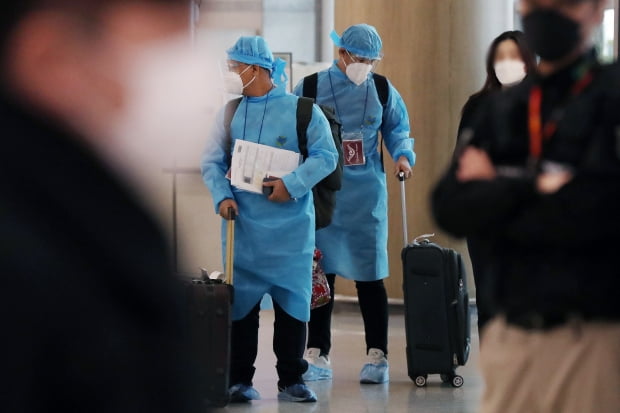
[399,172,408,247]
[225,207,236,285]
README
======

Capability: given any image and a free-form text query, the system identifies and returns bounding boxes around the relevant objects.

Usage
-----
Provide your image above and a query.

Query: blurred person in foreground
[0,1,212,412]
[433,0,620,412]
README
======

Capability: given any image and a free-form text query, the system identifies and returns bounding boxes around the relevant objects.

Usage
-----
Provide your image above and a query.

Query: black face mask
[522,9,581,62]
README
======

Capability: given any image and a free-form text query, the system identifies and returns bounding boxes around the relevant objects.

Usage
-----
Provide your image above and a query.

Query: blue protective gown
[293,63,415,281]
[201,86,337,322]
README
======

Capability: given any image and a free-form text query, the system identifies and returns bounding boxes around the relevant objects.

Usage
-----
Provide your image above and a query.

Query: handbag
[311,249,331,310]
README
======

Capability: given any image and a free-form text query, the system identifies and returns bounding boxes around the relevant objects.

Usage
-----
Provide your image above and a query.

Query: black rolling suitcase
[398,174,471,388]
[185,209,236,407]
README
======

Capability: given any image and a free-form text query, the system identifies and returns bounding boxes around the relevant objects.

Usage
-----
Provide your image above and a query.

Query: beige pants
[480,317,620,413]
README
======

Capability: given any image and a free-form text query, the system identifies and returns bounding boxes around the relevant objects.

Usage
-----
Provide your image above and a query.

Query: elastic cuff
[367,348,388,356]
[281,173,307,199]
[394,150,415,167]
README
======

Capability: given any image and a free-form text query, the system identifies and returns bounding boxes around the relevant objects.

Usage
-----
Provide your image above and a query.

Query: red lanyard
[528,69,594,160]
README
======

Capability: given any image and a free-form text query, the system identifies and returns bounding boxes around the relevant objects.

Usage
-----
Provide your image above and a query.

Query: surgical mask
[223,64,255,95]
[345,61,372,86]
[522,9,581,62]
[494,59,526,86]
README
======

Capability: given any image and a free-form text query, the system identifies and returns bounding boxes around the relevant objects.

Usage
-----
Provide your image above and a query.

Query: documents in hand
[230,140,301,194]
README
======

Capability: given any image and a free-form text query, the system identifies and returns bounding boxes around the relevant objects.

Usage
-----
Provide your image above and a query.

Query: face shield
[345,50,383,72]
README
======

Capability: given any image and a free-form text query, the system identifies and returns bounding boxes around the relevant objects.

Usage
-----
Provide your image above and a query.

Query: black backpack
[301,72,390,171]
[223,96,343,230]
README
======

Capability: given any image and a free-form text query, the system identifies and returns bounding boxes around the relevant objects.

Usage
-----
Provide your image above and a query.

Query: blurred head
[481,31,537,92]
[1,0,216,183]
[332,24,383,86]
[1,1,188,134]
[519,0,606,63]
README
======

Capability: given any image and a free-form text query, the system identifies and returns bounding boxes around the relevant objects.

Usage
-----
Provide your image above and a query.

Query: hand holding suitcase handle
[219,199,238,220]
[227,207,236,221]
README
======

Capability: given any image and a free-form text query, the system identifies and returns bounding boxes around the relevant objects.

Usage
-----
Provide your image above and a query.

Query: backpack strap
[296,97,314,159]
[223,97,242,165]
[372,73,389,108]
[372,73,390,172]
[302,73,319,101]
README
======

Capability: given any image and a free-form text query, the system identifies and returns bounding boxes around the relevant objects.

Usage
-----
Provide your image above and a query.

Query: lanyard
[528,67,594,160]
[328,71,369,132]
[242,93,270,144]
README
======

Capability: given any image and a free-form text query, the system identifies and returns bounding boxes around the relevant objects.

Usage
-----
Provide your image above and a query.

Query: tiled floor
[212,304,483,413]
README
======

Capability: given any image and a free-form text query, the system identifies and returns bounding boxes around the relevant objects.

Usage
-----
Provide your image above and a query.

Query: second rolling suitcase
[398,174,471,388]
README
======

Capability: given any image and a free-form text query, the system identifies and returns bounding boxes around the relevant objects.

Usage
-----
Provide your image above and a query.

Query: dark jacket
[458,91,491,139]
[456,90,497,332]
[433,53,620,324]
[0,93,199,412]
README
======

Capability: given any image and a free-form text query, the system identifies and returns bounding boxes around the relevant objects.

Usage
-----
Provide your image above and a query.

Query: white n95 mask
[494,59,526,86]
[223,71,244,95]
[223,64,255,95]
[346,62,372,86]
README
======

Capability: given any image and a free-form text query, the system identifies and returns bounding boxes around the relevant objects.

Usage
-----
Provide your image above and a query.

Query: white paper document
[230,140,301,194]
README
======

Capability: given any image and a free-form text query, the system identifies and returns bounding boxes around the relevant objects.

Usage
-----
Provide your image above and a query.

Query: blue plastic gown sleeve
[200,108,235,213]
[381,80,416,166]
[281,104,338,199]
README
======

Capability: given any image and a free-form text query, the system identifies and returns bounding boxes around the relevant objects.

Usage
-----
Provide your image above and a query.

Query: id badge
[342,132,366,166]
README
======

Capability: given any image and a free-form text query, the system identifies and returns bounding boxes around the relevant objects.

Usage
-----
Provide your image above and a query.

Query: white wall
[263,0,317,63]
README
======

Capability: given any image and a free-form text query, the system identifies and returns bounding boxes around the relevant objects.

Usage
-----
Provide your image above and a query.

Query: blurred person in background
[434,0,620,412]
[457,30,536,337]
[0,1,211,411]
[458,31,537,143]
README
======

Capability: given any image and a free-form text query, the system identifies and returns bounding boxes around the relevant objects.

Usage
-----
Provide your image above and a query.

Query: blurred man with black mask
[433,0,620,412]
[0,1,210,412]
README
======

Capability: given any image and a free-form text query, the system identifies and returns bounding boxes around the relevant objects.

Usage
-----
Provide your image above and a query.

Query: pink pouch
[311,249,331,310]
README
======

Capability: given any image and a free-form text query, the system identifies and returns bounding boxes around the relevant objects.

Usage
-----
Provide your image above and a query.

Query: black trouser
[307,274,389,356]
[467,237,493,335]
[230,301,308,389]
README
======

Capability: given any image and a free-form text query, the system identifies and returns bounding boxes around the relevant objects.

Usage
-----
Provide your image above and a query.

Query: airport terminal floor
[213,304,482,413]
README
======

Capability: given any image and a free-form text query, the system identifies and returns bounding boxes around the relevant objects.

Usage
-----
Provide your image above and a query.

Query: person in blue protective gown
[293,24,415,384]
[201,36,338,404]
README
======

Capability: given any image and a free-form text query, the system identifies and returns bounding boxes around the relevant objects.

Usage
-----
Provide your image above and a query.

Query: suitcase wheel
[414,375,427,387]
[451,375,464,388]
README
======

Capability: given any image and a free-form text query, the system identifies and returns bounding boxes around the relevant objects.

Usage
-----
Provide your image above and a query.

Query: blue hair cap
[330,24,383,60]
[227,36,288,86]
[227,36,274,70]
